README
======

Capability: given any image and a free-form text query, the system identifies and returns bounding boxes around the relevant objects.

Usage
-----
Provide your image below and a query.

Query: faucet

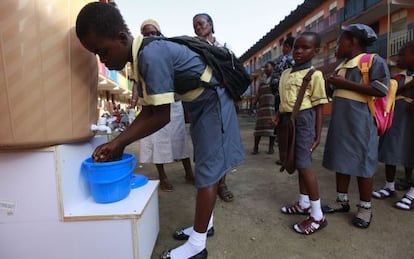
[91,117,112,134]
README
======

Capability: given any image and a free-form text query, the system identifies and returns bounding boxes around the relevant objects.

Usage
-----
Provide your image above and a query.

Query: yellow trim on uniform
[333,89,368,103]
[395,96,414,104]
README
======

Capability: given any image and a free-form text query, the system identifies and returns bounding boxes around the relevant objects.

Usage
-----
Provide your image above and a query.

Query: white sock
[170,230,206,259]
[359,200,371,209]
[310,199,323,221]
[182,213,214,236]
[208,213,214,229]
[299,194,310,209]
[385,181,395,191]
[406,187,414,199]
[182,226,193,236]
[337,192,348,202]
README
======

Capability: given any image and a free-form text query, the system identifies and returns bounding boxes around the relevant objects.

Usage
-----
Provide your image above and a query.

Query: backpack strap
[357,53,376,116]
[358,53,375,85]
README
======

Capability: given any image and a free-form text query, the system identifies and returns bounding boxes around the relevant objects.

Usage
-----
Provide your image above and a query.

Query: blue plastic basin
[80,153,147,203]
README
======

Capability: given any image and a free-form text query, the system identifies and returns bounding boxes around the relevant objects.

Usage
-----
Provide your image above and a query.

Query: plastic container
[80,153,148,203]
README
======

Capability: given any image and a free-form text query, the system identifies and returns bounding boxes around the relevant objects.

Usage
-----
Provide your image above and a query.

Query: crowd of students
[75,2,413,258]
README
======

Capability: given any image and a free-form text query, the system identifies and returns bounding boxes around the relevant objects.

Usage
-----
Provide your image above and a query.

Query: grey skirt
[323,97,378,177]
[184,87,245,188]
[378,100,414,167]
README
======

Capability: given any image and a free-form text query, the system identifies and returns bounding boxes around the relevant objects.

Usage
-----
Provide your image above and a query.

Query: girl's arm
[310,104,323,152]
[327,75,385,97]
[92,104,171,162]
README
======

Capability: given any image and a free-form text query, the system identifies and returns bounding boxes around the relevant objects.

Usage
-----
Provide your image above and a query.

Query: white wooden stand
[0,137,159,259]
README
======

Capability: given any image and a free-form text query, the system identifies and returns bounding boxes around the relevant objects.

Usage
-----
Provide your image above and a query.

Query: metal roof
[239,0,326,62]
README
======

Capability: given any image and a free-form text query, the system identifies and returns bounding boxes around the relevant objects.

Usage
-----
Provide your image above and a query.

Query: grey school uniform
[323,54,390,177]
[378,72,414,167]
[137,39,245,188]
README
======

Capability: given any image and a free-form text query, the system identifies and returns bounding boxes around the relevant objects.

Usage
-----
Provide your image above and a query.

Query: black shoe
[352,205,372,229]
[173,227,215,241]
[160,248,208,259]
[322,199,350,214]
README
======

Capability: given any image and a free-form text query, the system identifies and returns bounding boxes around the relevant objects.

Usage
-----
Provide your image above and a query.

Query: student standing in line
[76,3,244,258]
[274,32,329,235]
[271,36,295,165]
[322,24,390,228]
[373,41,414,200]
[192,12,235,203]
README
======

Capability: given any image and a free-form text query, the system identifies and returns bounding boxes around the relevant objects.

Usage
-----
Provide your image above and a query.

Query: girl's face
[80,31,130,71]
[263,63,273,76]
[335,33,353,59]
[193,16,212,38]
[292,35,319,65]
[142,24,159,37]
[396,46,414,70]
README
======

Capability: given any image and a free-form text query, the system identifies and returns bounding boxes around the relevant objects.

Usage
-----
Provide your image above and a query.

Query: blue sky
[115,0,304,57]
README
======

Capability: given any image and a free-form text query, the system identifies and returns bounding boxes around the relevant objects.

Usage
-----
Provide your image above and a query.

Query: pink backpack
[358,53,398,136]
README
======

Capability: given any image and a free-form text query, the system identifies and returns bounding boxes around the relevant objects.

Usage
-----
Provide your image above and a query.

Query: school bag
[139,36,251,101]
[358,53,398,136]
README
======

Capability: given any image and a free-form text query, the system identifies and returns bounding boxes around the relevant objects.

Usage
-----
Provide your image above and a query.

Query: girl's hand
[310,137,320,152]
[271,115,280,127]
[326,74,347,87]
[92,140,124,162]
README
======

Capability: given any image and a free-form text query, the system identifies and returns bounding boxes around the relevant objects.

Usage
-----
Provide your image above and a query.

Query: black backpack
[139,36,251,101]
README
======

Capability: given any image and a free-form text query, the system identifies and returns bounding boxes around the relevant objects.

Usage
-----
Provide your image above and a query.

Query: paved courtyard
[124,113,413,259]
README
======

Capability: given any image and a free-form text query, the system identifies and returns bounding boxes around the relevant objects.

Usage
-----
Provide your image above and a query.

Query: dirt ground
[125,113,414,259]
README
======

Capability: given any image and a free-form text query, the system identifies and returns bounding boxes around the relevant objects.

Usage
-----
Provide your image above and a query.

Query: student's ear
[118,31,129,45]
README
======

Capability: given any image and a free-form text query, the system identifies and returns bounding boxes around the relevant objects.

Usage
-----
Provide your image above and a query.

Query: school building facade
[239,0,414,113]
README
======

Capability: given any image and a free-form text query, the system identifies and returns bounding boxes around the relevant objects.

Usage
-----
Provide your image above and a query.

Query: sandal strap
[281,202,310,215]
[400,195,414,205]
[372,187,394,198]
[293,216,327,235]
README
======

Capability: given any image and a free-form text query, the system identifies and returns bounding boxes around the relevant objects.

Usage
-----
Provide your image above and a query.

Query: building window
[328,41,337,64]
[391,9,407,34]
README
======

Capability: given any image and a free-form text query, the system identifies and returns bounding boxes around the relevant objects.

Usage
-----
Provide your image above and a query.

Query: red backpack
[358,53,398,136]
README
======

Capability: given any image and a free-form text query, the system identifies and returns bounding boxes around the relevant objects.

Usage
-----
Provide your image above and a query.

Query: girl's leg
[181,158,195,183]
[385,164,397,182]
[156,164,173,191]
[292,168,326,235]
[396,167,413,190]
[322,172,351,213]
[268,136,275,154]
[252,136,261,154]
[170,184,217,258]
[372,164,396,198]
[217,176,234,202]
[336,172,351,194]
[353,177,373,228]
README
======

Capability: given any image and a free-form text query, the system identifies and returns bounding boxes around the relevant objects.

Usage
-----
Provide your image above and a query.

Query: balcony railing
[389,29,414,56]
[307,11,339,34]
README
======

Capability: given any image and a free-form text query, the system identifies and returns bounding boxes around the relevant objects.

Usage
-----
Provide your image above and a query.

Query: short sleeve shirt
[279,67,328,113]
[135,39,207,106]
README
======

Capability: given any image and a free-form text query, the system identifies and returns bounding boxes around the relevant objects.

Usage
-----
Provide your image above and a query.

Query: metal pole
[387,0,391,63]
